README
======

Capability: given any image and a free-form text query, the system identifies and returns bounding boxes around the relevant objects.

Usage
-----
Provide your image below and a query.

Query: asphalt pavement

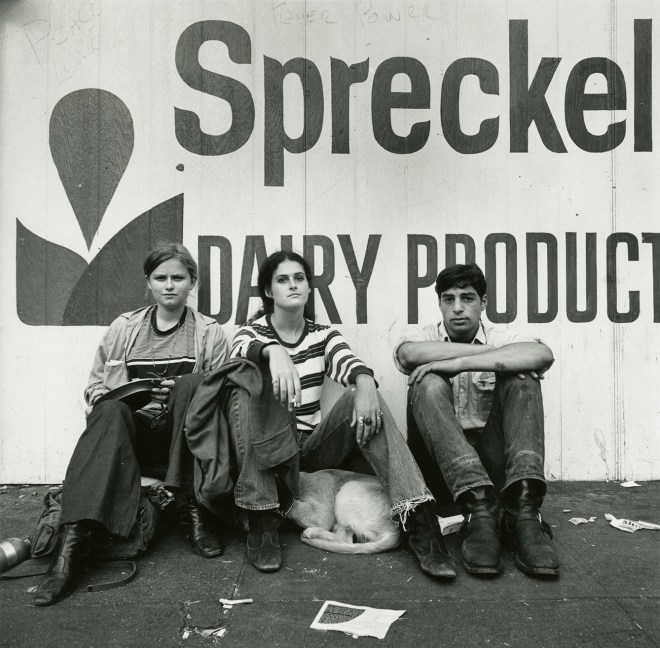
[0,481,658,648]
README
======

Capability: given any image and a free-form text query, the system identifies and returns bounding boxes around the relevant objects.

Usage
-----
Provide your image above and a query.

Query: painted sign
[1,0,658,483]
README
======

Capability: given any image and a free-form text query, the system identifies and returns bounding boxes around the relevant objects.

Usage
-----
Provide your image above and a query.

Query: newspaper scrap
[438,514,464,535]
[605,514,660,533]
[311,601,405,639]
[568,517,597,525]
[620,481,641,488]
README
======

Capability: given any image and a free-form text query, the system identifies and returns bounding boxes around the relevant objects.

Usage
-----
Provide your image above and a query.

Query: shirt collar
[438,320,487,345]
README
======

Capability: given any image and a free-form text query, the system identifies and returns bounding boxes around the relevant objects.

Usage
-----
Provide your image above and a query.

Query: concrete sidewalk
[1,481,658,648]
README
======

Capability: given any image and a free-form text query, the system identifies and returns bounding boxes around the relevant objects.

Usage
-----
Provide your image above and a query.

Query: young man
[393,263,559,578]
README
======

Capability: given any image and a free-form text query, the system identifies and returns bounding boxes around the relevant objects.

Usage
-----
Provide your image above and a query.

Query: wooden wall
[0,0,658,482]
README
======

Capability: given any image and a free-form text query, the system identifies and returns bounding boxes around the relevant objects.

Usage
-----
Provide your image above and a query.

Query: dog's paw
[301,527,322,540]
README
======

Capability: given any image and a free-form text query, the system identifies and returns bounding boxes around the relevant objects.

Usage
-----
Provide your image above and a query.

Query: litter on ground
[605,513,660,533]
[310,600,405,639]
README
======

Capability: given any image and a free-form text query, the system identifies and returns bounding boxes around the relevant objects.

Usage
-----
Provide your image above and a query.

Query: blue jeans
[229,387,433,524]
[408,373,546,501]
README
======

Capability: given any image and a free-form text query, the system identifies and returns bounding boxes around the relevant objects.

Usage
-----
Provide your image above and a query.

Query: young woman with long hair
[228,250,456,578]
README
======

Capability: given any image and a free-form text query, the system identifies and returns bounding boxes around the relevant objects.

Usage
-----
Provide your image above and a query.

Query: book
[95,378,159,411]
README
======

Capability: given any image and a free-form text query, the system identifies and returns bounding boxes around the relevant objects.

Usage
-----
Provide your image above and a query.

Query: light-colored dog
[286,469,401,554]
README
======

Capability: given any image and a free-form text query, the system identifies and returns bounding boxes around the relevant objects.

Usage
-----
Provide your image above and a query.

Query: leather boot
[457,486,503,575]
[501,479,559,577]
[407,502,456,579]
[246,510,282,573]
[33,522,93,606]
[179,500,223,558]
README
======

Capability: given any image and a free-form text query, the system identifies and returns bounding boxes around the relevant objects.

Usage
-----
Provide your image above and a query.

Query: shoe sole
[515,556,559,577]
[251,563,281,573]
[462,560,504,575]
[421,568,457,580]
[193,547,223,558]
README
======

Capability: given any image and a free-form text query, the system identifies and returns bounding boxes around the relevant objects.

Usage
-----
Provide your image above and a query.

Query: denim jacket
[84,306,229,406]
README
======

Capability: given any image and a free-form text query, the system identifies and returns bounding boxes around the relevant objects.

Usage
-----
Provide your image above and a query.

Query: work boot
[457,486,503,575]
[179,499,223,558]
[501,479,559,577]
[246,510,282,572]
[33,522,93,606]
[407,501,456,579]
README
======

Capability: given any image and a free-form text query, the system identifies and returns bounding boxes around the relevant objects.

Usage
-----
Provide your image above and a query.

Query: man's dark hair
[435,263,487,299]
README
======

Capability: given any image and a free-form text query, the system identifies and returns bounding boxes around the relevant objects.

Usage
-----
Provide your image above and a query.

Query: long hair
[251,250,315,321]
[143,242,197,283]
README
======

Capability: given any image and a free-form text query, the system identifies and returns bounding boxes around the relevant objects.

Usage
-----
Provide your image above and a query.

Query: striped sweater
[230,314,374,435]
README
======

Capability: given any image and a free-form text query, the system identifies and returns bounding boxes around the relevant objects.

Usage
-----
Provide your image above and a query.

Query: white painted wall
[1,0,658,483]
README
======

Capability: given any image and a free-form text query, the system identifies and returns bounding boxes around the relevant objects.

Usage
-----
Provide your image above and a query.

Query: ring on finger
[365,418,373,426]
[358,416,365,426]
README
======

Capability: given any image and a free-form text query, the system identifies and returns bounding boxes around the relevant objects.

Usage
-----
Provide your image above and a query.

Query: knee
[333,388,357,413]
[88,399,132,421]
[171,373,204,399]
[497,373,542,398]
[84,400,134,442]
[325,389,355,426]
[410,373,453,407]
[177,373,204,389]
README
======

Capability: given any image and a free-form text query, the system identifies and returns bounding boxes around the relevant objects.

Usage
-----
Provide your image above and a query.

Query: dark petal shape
[50,89,134,249]
[63,194,184,325]
[16,220,87,326]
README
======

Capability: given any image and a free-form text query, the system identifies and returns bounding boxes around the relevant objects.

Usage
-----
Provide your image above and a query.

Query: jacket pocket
[102,360,128,392]
[472,372,496,421]
[472,371,496,391]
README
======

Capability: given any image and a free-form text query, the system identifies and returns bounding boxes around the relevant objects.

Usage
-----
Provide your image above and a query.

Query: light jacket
[84,306,229,406]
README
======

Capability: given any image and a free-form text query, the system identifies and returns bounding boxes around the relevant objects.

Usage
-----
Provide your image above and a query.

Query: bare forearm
[454,343,554,373]
[398,341,494,371]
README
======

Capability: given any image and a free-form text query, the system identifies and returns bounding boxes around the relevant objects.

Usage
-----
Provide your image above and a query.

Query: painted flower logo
[16,88,183,325]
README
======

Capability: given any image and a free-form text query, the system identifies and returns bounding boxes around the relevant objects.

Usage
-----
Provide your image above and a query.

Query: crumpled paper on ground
[568,516,597,525]
[310,600,405,639]
[605,514,660,533]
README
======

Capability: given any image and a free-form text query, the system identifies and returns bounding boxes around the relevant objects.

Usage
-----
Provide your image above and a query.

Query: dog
[285,469,401,554]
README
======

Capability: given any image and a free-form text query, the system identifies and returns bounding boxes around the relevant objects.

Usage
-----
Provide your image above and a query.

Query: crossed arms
[398,340,555,385]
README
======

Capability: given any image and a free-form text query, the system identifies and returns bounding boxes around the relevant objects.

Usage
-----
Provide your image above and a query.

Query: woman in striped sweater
[228,250,457,578]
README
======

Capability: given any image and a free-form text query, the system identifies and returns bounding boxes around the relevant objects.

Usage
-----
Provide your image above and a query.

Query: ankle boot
[33,522,93,606]
[457,486,503,575]
[407,502,456,579]
[179,500,223,558]
[246,510,282,573]
[501,479,559,577]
